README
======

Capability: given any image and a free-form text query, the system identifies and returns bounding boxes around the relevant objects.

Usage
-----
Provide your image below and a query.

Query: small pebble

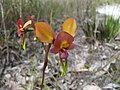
[5,74,11,79]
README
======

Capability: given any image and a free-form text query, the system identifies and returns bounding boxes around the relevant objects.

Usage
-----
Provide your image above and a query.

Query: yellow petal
[60,40,69,49]
[35,22,56,43]
[23,20,32,29]
[62,18,77,37]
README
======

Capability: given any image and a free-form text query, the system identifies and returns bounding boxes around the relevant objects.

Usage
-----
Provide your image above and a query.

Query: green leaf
[28,28,34,31]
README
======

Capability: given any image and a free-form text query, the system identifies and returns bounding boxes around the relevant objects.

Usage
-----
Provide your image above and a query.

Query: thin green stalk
[22,32,27,50]
[59,53,68,76]
[64,58,68,76]
[41,43,51,90]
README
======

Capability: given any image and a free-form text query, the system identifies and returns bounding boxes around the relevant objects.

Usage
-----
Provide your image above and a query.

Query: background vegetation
[1,0,120,45]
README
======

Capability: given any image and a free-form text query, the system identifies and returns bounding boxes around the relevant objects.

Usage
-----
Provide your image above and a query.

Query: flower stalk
[41,43,51,90]
[59,53,68,76]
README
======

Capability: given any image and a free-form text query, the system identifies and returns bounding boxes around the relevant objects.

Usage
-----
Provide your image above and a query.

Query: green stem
[41,43,51,90]
[64,58,68,74]
[59,53,68,76]
[22,33,27,50]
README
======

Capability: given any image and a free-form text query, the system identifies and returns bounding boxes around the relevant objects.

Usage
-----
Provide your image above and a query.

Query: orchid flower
[17,16,34,50]
[51,18,77,59]
[50,18,77,76]
[50,31,75,59]
[17,19,32,37]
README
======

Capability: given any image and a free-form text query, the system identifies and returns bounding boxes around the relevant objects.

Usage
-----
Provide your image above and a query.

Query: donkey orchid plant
[17,15,35,50]
[17,17,77,90]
